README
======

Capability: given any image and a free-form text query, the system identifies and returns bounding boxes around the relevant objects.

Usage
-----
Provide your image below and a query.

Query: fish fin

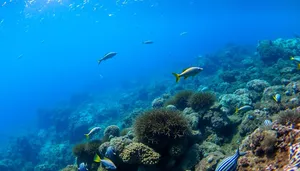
[172,73,180,83]
[94,154,101,163]
[272,96,277,102]
[290,56,294,60]
[298,63,300,70]
[97,60,102,65]
[84,134,90,140]
[235,107,239,114]
[103,157,113,162]
[182,67,189,72]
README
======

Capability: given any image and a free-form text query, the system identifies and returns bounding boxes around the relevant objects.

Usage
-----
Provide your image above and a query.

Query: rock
[195,151,225,171]
[246,79,270,93]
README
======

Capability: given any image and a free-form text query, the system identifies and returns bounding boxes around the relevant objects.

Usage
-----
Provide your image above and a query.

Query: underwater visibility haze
[1,0,300,170]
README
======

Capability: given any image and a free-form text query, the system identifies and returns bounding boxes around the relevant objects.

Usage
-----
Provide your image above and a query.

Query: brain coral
[134,109,190,149]
[120,142,160,165]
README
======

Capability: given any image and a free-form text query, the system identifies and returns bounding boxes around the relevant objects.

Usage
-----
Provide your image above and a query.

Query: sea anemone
[134,109,191,150]
[164,90,194,110]
[188,92,216,111]
[274,109,300,126]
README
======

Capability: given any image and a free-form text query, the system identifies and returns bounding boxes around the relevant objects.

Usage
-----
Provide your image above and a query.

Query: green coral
[120,143,160,165]
[188,92,216,111]
[134,109,191,150]
[164,90,194,110]
[72,140,101,168]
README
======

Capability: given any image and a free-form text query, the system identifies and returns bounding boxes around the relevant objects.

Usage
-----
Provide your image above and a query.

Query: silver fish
[263,119,273,127]
[172,67,203,83]
[235,105,253,114]
[98,52,117,64]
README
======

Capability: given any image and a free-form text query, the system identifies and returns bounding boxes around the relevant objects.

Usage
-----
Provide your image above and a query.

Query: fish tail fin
[235,107,239,114]
[97,60,102,65]
[84,134,90,140]
[298,63,300,70]
[94,154,101,163]
[272,96,277,102]
[290,56,295,60]
[172,73,180,83]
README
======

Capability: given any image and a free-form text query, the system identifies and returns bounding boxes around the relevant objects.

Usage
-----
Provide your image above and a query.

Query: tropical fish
[78,162,88,171]
[84,127,101,140]
[215,148,246,171]
[142,40,153,44]
[290,56,300,63]
[273,94,281,103]
[235,105,253,114]
[94,154,117,170]
[172,67,203,83]
[98,52,117,64]
[290,56,300,69]
[105,146,116,159]
[263,119,273,127]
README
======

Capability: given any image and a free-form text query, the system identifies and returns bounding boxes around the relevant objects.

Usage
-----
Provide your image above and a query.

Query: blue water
[0,0,299,147]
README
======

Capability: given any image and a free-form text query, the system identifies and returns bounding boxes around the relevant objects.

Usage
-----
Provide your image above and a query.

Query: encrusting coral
[164,90,194,110]
[119,142,160,165]
[134,109,191,150]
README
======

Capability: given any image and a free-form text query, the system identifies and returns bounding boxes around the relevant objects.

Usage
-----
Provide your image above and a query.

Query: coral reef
[120,142,160,165]
[2,37,300,171]
[134,109,191,150]
[164,90,194,110]
[188,92,216,111]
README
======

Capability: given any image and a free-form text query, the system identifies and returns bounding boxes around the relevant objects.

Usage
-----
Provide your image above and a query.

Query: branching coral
[188,92,216,111]
[164,90,194,110]
[274,109,300,126]
[120,143,160,165]
[134,109,191,150]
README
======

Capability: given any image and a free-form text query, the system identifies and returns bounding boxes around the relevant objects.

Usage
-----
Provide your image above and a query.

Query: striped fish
[263,119,273,127]
[215,148,246,171]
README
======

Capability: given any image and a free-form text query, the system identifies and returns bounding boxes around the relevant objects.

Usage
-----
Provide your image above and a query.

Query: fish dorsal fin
[104,157,112,162]
[182,67,190,72]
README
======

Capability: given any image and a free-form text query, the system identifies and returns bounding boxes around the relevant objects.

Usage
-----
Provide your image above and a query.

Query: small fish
[201,86,209,92]
[98,52,117,65]
[105,146,116,159]
[180,31,188,36]
[263,119,273,127]
[290,56,300,63]
[84,127,101,140]
[235,105,253,114]
[17,54,23,60]
[273,94,281,103]
[78,162,88,171]
[142,40,153,44]
[172,67,203,83]
[215,148,247,171]
[94,154,117,170]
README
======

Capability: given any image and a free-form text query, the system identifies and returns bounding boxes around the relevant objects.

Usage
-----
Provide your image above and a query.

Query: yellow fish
[172,67,203,83]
